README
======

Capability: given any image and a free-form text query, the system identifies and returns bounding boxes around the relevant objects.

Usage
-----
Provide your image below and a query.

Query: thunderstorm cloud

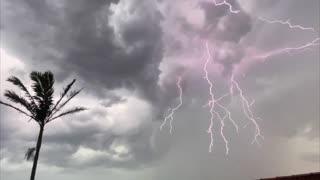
[0,0,319,179]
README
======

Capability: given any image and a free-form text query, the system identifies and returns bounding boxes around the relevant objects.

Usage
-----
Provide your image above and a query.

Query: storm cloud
[0,0,319,180]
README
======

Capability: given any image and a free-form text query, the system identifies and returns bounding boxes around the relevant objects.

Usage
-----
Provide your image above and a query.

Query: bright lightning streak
[230,75,264,144]
[210,0,240,14]
[216,101,239,133]
[259,17,316,32]
[254,38,320,61]
[160,76,183,134]
[203,92,229,108]
[203,41,216,153]
[203,42,236,154]
[231,16,319,146]
[249,99,255,107]
[213,110,229,154]
[220,114,229,154]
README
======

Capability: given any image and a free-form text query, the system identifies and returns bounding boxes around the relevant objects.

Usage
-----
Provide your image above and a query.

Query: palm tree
[0,71,87,180]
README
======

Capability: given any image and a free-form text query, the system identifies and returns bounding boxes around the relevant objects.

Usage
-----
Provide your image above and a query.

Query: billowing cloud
[1,0,163,101]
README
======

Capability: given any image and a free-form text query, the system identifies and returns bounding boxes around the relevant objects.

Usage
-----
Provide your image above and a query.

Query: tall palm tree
[0,71,86,180]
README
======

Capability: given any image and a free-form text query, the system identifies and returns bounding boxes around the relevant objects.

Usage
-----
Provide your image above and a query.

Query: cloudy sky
[0,0,319,179]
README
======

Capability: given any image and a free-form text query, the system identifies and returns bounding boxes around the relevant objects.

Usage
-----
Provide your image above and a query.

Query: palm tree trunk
[30,125,44,180]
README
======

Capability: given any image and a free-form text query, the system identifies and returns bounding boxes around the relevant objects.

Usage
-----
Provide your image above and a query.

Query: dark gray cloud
[0,2,170,169]
[160,0,253,78]
[1,0,163,101]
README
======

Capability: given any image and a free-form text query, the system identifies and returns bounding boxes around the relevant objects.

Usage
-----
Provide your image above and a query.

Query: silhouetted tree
[0,71,86,180]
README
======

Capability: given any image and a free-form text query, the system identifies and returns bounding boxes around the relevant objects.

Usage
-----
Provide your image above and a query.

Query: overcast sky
[0,0,319,179]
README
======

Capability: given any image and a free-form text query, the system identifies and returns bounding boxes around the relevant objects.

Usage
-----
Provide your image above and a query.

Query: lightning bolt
[253,38,320,61]
[230,74,264,144]
[160,76,183,134]
[254,16,318,60]
[220,114,229,154]
[203,41,238,154]
[233,16,319,145]
[216,101,239,133]
[259,17,316,32]
[203,41,217,153]
[210,0,240,14]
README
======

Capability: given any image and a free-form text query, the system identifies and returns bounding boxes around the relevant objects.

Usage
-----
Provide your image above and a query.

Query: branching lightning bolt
[210,0,240,14]
[239,15,318,145]
[254,38,320,61]
[160,76,183,134]
[230,74,264,144]
[203,41,238,154]
[255,16,319,60]
[216,101,239,133]
[259,17,316,32]
[203,41,217,153]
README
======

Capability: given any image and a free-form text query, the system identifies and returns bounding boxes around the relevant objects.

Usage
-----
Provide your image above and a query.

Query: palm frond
[48,88,83,120]
[25,147,36,161]
[7,76,38,111]
[48,107,87,122]
[48,79,76,117]
[30,71,54,102]
[30,71,55,123]
[0,101,34,118]
[4,90,34,114]
[58,89,83,110]
[30,71,44,98]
